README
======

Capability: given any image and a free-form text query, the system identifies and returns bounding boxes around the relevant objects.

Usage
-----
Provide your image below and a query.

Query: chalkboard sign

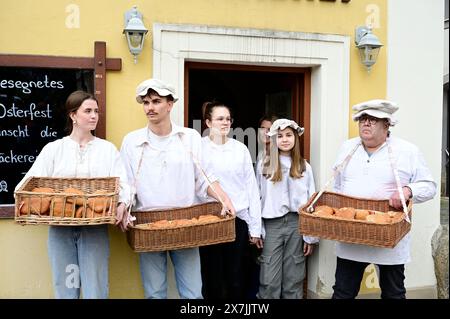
[0,66,94,205]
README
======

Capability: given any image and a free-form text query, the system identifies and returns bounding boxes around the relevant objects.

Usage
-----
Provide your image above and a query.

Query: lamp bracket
[124,5,142,27]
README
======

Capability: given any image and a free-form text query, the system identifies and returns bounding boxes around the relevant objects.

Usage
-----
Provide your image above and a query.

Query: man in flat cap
[330,99,436,299]
[120,78,235,299]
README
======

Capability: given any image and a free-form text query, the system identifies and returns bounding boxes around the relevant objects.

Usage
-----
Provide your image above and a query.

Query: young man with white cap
[120,78,236,299]
[331,99,436,299]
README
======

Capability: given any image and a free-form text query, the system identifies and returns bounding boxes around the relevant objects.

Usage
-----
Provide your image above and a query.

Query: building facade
[0,0,444,298]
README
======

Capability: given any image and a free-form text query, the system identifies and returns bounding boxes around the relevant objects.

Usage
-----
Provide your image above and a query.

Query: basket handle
[179,136,231,216]
[129,136,231,218]
[306,142,361,213]
[126,144,149,224]
[387,143,411,223]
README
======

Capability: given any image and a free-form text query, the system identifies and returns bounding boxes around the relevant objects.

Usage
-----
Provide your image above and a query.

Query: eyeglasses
[212,117,234,124]
[358,115,379,125]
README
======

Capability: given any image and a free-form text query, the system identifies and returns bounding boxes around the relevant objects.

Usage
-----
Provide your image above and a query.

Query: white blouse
[15,136,131,206]
[257,155,318,244]
[201,137,262,238]
[333,136,436,265]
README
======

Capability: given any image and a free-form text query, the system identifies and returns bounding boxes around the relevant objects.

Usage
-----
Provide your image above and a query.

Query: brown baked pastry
[314,205,335,217]
[335,207,356,219]
[135,223,152,230]
[171,219,194,227]
[197,214,221,223]
[75,206,104,218]
[19,187,55,215]
[75,206,84,218]
[387,211,405,223]
[51,197,76,217]
[151,219,171,228]
[366,213,392,224]
[355,209,372,221]
[87,190,111,213]
[32,187,55,194]
[64,187,85,206]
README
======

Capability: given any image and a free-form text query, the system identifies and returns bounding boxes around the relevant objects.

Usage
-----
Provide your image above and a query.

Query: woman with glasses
[198,101,263,299]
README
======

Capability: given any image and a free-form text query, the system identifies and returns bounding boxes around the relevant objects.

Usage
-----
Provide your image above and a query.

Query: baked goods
[135,214,222,230]
[355,209,372,221]
[51,197,76,217]
[335,207,356,219]
[32,187,55,194]
[387,211,405,223]
[87,190,111,213]
[19,187,55,215]
[366,213,392,224]
[171,219,195,227]
[20,197,50,215]
[75,206,84,218]
[64,187,85,206]
[314,205,335,217]
[76,206,105,218]
[197,214,221,223]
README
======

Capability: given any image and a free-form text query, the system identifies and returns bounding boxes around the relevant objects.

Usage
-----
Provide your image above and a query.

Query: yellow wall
[0,0,387,297]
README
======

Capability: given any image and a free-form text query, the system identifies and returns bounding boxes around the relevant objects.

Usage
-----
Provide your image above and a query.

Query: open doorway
[185,62,311,162]
[185,62,312,298]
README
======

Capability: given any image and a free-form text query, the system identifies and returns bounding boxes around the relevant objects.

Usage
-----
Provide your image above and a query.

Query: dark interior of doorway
[187,65,309,298]
[187,68,304,136]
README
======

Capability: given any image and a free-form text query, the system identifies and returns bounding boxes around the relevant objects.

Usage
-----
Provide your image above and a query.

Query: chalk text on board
[0,75,64,94]
[0,103,53,120]
[0,125,30,138]
[0,150,36,164]
[0,180,8,192]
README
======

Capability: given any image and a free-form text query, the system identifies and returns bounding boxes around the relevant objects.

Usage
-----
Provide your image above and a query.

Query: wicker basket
[127,202,236,252]
[14,176,119,226]
[299,191,413,248]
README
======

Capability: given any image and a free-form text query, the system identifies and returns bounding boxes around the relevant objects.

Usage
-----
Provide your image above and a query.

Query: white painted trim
[153,22,349,181]
[152,23,351,296]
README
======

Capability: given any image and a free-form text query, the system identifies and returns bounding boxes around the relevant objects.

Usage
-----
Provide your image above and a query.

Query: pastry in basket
[366,213,392,224]
[387,211,405,223]
[313,205,335,217]
[197,214,221,223]
[87,189,111,213]
[151,219,171,228]
[64,187,85,206]
[335,207,356,219]
[75,206,85,218]
[354,209,374,221]
[19,187,55,215]
[75,206,107,218]
[51,197,76,217]
[135,223,152,230]
[171,219,195,227]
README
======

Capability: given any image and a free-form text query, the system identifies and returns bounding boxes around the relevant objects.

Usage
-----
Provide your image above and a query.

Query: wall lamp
[123,5,148,64]
[355,26,383,73]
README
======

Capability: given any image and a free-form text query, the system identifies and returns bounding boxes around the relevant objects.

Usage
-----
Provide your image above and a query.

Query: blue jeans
[47,225,109,299]
[139,247,203,299]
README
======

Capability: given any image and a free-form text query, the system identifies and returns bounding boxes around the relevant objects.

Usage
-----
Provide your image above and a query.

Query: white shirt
[333,136,436,265]
[120,123,216,211]
[257,155,318,244]
[201,137,262,238]
[15,136,131,206]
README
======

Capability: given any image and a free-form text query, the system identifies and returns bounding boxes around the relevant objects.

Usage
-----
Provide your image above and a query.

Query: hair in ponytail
[201,101,232,123]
